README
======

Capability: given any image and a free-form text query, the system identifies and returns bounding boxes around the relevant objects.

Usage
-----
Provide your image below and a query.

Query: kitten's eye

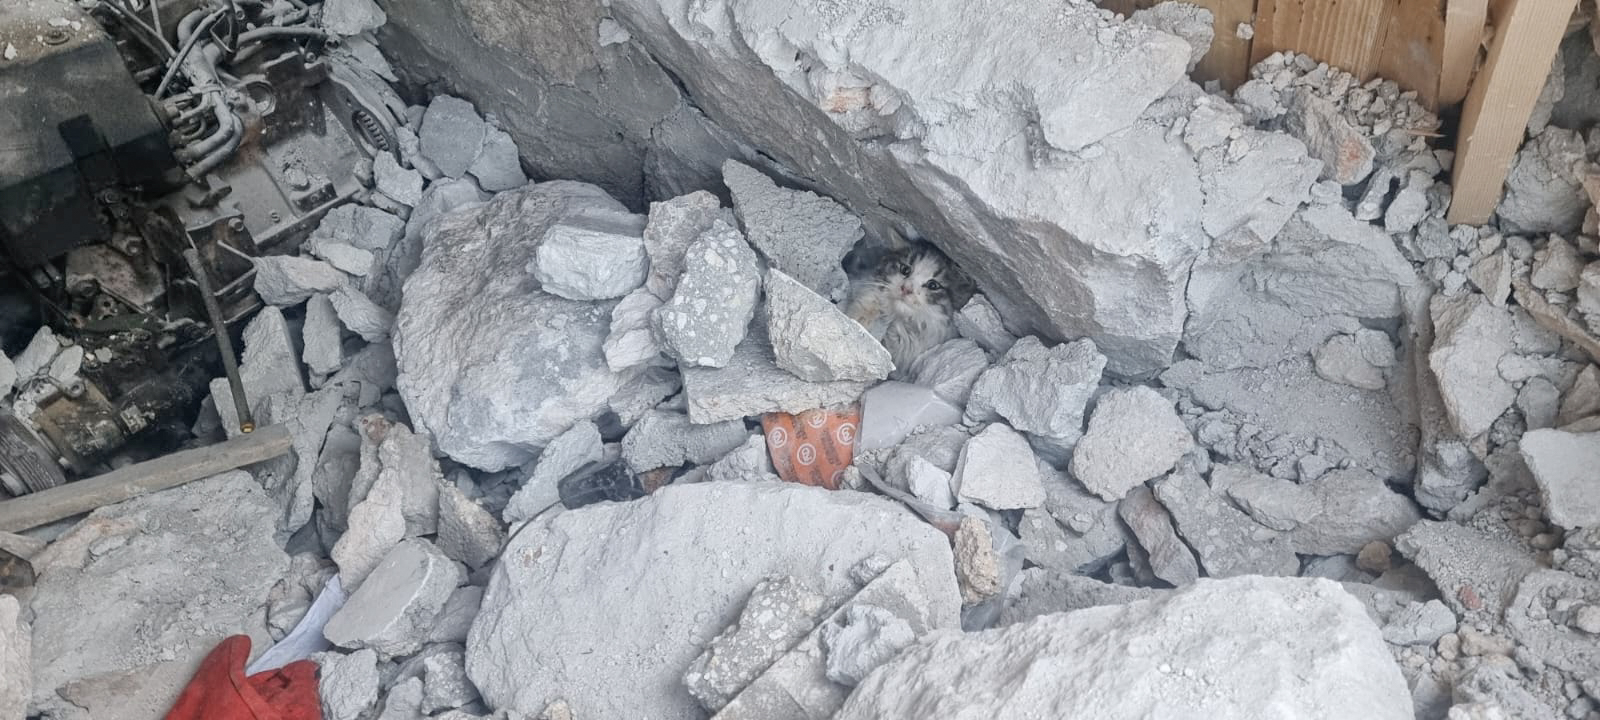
[898,263,912,276]
[924,279,943,291]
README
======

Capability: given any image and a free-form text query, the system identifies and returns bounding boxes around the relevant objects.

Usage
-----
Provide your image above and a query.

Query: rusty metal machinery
[0,0,402,492]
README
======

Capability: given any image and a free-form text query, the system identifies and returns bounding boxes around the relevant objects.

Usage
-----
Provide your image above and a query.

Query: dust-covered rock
[966,337,1105,449]
[1069,386,1193,501]
[766,270,892,382]
[953,423,1044,510]
[324,539,465,659]
[531,211,649,301]
[724,160,859,302]
[1520,429,1600,529]
[652,219,762,368]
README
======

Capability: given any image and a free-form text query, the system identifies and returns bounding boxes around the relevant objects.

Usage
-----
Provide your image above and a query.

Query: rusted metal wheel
[0,412,67,496]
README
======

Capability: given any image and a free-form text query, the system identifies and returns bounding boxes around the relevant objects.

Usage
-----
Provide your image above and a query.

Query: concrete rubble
[15,3,1600,719]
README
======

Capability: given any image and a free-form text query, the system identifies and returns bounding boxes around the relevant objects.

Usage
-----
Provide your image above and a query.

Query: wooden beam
[1373,0,1448,110]
[0,425,292,532]
[1438,0,1490,104]
[1447,0,1579,225]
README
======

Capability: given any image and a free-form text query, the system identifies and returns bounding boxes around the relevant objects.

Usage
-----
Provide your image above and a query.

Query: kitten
[843,242,968,376]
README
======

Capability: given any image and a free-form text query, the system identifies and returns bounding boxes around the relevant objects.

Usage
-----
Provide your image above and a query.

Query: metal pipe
[157,9,224,96]
[181,249,253,434]
[234,26,327,44]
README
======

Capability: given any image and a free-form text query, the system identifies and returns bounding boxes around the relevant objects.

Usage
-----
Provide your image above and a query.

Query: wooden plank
[1373,0,1448,109]
[1252,0,1390,77]
[1438,0,1490,104]
[1447,0,1579,225]
[0,424,292,532]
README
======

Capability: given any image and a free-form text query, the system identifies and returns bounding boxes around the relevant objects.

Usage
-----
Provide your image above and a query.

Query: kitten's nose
[900,285,913,297]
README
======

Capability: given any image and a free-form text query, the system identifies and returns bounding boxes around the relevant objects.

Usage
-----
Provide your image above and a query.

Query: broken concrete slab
[310,241,376,277]
[1531,235,1585,292]
[603,288,666,371]
[965,336,1104,449]
[643,191,732,300]
[905,338,988,406]
[952,423,1044,510]
[376,677,424,720]
[420,650,477,714]
[427,585,484,645]
[1000,569,1162,626]
[1502,569,1600,681]
[316,649,380,720]
[437,482,506,570]
[1497,128,1591,235]
[303,293,344,378]
[468,127,529,192]
[1468,250,1513,307]
[652,219,762,368]
[1288,469,1421,556]
[1558,365,1600,426]
[324,539,465,659]
[622,408,748,473]
[839,577,1411,719]
[724,161,859,302]
[1395,521,1538,617]
[374,152,424,207]
[1382,600,1456,647]
[953,295,1016,357]
[682,576,827,712]
[330,285,394,342]
[1217,466,1322,531]
[766,270,892,382]
[253,255,347,306]
[1019,464,1128,576]
[1117,485,1200,586]
[466,483,958,719]
[1313,331,1390,390]
[953,515,1002,606]
[27,472,288,715]
[1429,293,1516,439]
[902,455,954,509]
[1070,386,1193,501]
[311,201,405,254]
[1153,465,1299,578]
[332,477,406,590]
[532,211,650,301]
[419,96,489,179]
[1283,88,1375,185]
[856,381,962,452]
[1129,1,1213,72]
[396,182,636,471]
[681,325,868,424]
[1520,429,1600,529]
[713,559,944,720]
[819,604,915,687]
[503,420,605,524]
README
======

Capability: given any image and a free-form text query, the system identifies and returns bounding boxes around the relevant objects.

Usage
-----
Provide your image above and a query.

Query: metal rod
[182,248,254,434]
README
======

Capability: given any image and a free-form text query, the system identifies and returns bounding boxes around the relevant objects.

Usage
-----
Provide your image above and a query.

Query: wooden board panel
[1373,0,1448,109]
[1447,0,1580,225]
[1439,0,1490,104]
[1097,0,1260,90]
[1252,0,1390,76]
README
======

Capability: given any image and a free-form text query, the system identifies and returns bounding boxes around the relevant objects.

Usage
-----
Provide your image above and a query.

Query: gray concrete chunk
[324,539,465,659]
[1428,293,1516,439]
[532,213,650,301]
[966,337,1105,448]
[724,161,859,302]
[952,424,1044,510]
[503,420,605,524]
[652,219,761,368]
[419,96,489,179]
[1153,465,1299,578]
[315,649,380,720]
[683,577,828,712]
[1070,386,1193,501]
[438,482,507,570]
[374,152,424,207]
[1520,429,1600,529]
[644,191,731,300]
[622,409,749,473]
[253,255,347,306]
[682,325,868,424]
[766,270,893,382]
[468,127,528,192]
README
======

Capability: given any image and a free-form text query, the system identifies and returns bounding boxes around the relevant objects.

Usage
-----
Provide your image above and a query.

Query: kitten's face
[874,245,956,314]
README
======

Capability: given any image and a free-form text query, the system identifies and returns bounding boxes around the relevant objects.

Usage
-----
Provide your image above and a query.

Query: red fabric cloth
[165,635,322,720]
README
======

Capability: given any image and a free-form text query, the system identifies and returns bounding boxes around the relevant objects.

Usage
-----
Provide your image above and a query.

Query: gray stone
[1070,386,1193,501]
[1382,170,1433,235]
[421,651,477,713]
[953,515,1002,606]
[1521,429,1600,529]
[374,152,424,207]
[643,191,730,300]
[724,160,859,302]
[652,219,761,368]
[466,483,958,719]
[303,293,344,377]
[437,482,506,570]
[468,127,528,192]
[1382,600,1456,647]
[1283,88,1375,185]
[331,285,394,342]
[0,595,28,720]
[395,182,635,471]
[1517,376,1561,430]
[376,677,424,720]
[1313,332,1387,390]
[952,423,1044,510]
[1558,364,1600,426]
[1428,293,1516,439]
[1531,235,1585,292]
[312,203,405,254]
[903,455,954,510]
[503,421,605,524]
[311,241,376,277]
[1498,128,1590,234]
[27,473,288,715]
[838,578,1412,720]
[1118,485,1200,586]
[532,212,649,301]
[1153,465,1299,578]
[332,476,406,589]
[621,409,748,473]
[766,270,892,382]
[966,337,1105,448]
[316,649,380,720]
[905,338,988,406]
[321,0,385,35]
[682,577,828,712]
[603,288,666,370]
[427,585,485,645]
[703,433,780,483]
[1129,1,1214,72]
[1000,569,1162,626]
[253,255,347,306]
[324,539,466,659]
[1219,467,1322,531]
[1468,250,1512,306]
[419,96,489,179]
[681,325,868,424]
[1394,521,1537,617]
[0,351,16,397]
[608,365,682,429]
[857,381,962,452]
[819,604,915,687]
[953,295,1016,357]
[1289,469,1420,555]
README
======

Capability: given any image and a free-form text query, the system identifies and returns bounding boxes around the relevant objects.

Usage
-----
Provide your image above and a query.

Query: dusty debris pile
[4,1,1600,719]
